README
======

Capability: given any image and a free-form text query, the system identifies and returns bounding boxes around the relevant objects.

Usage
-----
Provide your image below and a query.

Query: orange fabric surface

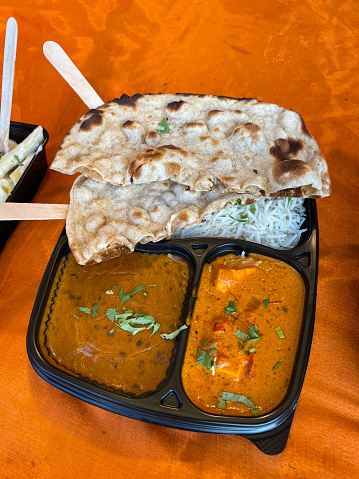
[0,0,358,477]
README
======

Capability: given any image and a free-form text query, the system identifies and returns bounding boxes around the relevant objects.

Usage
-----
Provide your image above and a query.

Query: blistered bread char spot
[148,131,158,139]
[234,110,243,114]
[122,120,136,129]
[253,169,258,174]
[79,114,103,131]
[132,211,143,219]
[166,100,185,112]
[186,122,205,128]
[207,110,222,119]
[270,138,304,161]
[243,123,261,138]
[165,162,181,177]
[98,244,131,262]
[113,93,143,108]
[178,211,190,222]
[274,159,308,180]
[220,176,236,183]
[152,205,159,213]
[270,186,303,197]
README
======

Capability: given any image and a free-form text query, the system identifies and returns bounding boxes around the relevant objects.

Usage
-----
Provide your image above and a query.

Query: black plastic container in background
[0,121,49,251]
[27,200,319,455]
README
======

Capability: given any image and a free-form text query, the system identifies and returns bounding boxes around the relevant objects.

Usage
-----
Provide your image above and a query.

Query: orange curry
[181,253,305,416]
[40,252,189,395]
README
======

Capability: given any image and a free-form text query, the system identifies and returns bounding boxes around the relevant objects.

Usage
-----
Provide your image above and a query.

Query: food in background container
[0,125,44,201]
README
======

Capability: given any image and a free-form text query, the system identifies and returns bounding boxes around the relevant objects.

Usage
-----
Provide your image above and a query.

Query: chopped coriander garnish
[282,306,288,313]
[109,327,115,335]
[91,304,99,318]
[236,199,242,205]
[105,307,159,336]
[119,284,145,303]
[275,326,285,339]
[160,324,188,340]
[263,298,269,309]
[202,338,209,345]
[249,203,256,214]
[156,117,170,133]
[143,292,147,296]
[235,325,262,352]
[74,315,79,319]
[272,360,283,370]
[217,391,260,416]
[78,306,91,314]
[14,154,23,166]
[224,301,236,315]
[228,213,248,222]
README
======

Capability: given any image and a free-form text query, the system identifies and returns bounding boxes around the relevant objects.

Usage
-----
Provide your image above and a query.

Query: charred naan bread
[67,174,248,265]
[52,93,331,199]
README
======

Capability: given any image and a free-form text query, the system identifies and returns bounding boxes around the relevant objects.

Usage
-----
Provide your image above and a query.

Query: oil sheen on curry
[40,252,189,395]
[182,253,305,417]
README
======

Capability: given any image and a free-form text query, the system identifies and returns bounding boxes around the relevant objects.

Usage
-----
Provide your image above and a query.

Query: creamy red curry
[40,252,189,394]
[181,253,305,416]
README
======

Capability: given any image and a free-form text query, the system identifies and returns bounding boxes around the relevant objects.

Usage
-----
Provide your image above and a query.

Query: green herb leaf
[106,307,119,322]
[282,306,288,313]
[263,298,270,309]
[236,199,242,206]
[275,326,285,339]
[109,327,115,334]
[130,284,146,295]
[225,301,236,315]
[196,348,216,370]
[74,315,79,319]
[248,324,260,339]
[120,284,145,303]
[218,392,260,416]
[272,360,283,370]
[91,304,99,318]
[117,287,123,298]
[156,117,170,133]
[228,214,248,223]
[249,203,256,214]
[234,328,249,343]
[78,306,91,314]
[119,322,146,335]
[14,154,23,166]
[202,338,209,345]
[143,292,147,296]
[150,323,160,337]
[160,324,188,340]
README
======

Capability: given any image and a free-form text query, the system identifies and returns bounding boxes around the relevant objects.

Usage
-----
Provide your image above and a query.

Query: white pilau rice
[173,197,307,249]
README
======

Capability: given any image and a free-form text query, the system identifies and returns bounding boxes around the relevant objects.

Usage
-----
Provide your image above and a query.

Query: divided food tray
[1,121,49,251]
[27,199,318,455]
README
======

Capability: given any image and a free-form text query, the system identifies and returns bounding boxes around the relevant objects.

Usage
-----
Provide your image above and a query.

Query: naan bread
[52,93,331,199]
[67,174,250,265]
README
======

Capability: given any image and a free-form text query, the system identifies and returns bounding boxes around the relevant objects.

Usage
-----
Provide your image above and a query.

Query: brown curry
[40,252,189,395]
[181,253,305,416]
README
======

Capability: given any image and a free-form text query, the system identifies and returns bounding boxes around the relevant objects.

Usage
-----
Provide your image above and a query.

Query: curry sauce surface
[40,252,189,394]
[182,253,305,416]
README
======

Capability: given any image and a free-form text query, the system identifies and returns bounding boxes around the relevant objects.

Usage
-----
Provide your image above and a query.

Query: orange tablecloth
[0,1,358,477]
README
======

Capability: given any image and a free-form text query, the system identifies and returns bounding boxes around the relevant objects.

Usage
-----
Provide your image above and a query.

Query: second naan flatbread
[67,174,250,265]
